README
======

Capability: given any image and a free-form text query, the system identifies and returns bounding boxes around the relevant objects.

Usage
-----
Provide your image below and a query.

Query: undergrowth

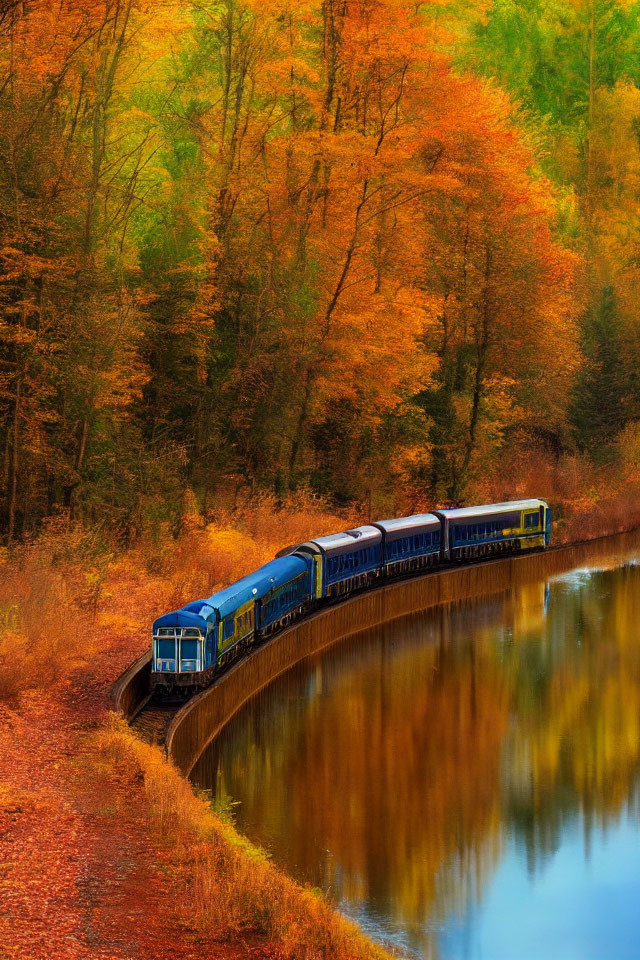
[98,716,394,960]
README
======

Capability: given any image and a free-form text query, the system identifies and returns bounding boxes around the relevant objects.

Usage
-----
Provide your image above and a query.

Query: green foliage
[570,286,630,458]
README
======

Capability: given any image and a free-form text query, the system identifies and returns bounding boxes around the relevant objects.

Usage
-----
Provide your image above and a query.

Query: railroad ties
[129,688,186,746]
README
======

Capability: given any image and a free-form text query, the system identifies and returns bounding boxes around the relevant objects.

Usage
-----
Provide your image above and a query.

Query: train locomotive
[151,499,552,693]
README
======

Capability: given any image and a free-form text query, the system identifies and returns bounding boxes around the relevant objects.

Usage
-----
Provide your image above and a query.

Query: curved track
[117,530,640,763]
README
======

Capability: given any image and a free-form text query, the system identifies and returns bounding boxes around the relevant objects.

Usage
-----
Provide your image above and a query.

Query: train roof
[436,499,547,521]
[373,514,440,538]
[345,524,383,543]
[296,525,382,558]
[153,607,211,631]
[153,554,310,630]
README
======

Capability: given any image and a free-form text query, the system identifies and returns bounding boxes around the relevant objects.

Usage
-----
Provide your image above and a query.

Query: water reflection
[191,562,640,959]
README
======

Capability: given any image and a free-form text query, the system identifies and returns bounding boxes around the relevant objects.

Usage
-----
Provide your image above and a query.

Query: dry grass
[466,449,640,545]
[0,522,109,700]
[98,716,394,960]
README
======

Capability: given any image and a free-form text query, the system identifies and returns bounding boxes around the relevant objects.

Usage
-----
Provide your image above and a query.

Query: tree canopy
[3,0,638,538]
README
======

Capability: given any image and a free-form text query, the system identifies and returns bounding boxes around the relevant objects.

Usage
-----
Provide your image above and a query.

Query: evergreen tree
[570,286,629,457]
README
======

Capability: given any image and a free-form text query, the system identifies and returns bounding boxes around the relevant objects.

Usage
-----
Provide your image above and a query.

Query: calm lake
[191,558,640,959]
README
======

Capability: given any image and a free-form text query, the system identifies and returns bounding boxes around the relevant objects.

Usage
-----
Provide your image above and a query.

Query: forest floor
[0,615,272,960]
[2,490,640,960]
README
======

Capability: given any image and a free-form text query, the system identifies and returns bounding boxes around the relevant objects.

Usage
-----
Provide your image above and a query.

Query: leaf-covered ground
[0,656,271,958]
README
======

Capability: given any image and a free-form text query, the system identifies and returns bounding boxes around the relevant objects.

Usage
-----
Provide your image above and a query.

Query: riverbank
[2,495,640,958]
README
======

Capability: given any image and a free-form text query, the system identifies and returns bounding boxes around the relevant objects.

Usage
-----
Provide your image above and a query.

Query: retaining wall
[111,650,152,720]
[163,529,640,776]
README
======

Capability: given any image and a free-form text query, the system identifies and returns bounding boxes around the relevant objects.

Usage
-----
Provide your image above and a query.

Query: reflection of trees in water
[191,565,640,955]
[503,565,640,874]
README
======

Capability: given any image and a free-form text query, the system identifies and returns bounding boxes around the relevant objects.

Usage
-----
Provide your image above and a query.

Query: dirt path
[0,639,274,960]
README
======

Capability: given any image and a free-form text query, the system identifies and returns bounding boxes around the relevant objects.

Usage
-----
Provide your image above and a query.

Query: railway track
[129,689,187,746]
[118,530,640,752]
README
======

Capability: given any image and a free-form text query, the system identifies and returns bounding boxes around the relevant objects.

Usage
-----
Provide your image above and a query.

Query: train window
[157,639,175,659]
[181,639,199,660]
[223,619,234,640]
[524,512,538,529]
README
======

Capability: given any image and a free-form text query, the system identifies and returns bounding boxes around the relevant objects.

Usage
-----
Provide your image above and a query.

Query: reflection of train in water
[152,499,552,693]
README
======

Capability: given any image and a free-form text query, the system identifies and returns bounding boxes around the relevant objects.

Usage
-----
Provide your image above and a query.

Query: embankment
[151,530,640,776]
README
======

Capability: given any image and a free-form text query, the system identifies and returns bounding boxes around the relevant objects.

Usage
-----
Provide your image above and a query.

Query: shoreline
[115,526,640,776]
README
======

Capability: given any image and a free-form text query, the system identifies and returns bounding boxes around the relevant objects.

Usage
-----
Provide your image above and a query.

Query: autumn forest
[3,0,640,541]
[4,5,640,960]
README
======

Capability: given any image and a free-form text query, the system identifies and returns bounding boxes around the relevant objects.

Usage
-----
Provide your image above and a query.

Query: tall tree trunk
[7,376,22,541]
[586,0,596,219]
[453,246,492,500]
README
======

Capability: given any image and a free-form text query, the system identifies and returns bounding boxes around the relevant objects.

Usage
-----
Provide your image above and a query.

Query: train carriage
[293,525,383,598]
[434,499,551,562]
[255,554,314,639]
[373,514,441,575]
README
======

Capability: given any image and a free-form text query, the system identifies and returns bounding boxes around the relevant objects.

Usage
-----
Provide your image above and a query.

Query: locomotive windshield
[180,639,199,659]
[157,638,175,659]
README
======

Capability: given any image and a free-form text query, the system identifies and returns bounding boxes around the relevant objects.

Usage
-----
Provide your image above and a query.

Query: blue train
[151,499,551,692]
